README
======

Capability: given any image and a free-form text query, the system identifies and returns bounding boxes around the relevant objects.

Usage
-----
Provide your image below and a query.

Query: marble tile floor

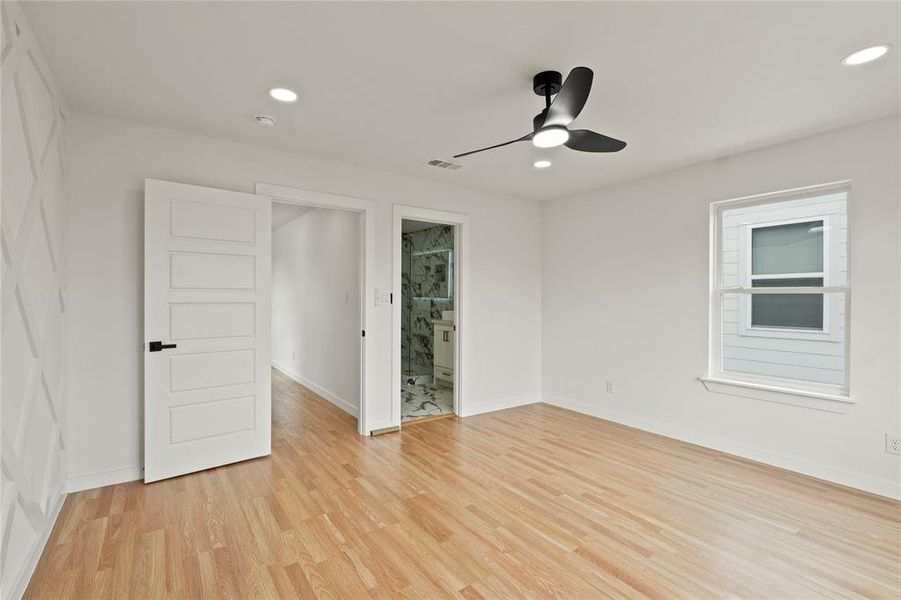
[401,380,454,421]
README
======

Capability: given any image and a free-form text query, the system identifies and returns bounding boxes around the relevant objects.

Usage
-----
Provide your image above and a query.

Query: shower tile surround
[401,224,454,376]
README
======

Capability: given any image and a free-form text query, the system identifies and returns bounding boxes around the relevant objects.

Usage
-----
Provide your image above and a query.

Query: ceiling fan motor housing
[533,70,563,97]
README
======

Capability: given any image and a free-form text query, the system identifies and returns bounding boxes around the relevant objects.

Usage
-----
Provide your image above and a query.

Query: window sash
[750,219,824,276]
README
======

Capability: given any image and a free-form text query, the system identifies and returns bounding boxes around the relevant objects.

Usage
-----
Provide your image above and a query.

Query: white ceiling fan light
[268,87,298,102]
[841,44,891,66]
[532,125,570,148]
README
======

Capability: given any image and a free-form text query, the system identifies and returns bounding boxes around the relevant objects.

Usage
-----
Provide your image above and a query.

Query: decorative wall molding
[1,2,69,597]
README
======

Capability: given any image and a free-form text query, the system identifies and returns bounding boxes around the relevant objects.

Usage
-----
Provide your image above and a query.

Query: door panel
[169,395,255,444]
[168,349,255,392]
[169,252,256,290]
[169,303,255,340]
[144,179,271,482]
[169,200,257,242]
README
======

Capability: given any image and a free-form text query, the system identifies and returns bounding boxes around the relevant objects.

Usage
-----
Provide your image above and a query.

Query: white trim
[712,180,852,210]
[542,394,900,500]
[254,183,375,436]
[9,489,67,600]
[272,363,359,417]
[392,205,469,427]
[68,466,143,493]
[698,376,852,412]
[460,394,540,418]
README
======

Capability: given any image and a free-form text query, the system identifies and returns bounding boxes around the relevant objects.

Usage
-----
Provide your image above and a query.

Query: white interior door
[144,179,271,482]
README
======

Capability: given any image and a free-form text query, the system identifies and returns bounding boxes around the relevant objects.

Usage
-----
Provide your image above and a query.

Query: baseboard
[461,394,540,418]
[542,394,901,501]
[67,465,143,493]
[10,486,66,600]
[272,362,359,418]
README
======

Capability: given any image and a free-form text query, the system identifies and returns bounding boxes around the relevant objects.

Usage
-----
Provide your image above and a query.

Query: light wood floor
[26,369,901,598]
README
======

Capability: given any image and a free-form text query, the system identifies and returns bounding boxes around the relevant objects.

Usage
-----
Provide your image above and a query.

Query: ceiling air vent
[425,159,463,170]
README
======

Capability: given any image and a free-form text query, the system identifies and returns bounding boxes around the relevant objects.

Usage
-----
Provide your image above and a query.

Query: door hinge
[390,293,394,304]
[361,330,366,337]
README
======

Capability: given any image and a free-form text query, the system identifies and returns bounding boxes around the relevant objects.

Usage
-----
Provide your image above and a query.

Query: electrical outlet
[886,434,901,456]
[605,380,615,394]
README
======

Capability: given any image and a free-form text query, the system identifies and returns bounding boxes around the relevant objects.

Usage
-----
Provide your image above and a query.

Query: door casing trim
[256,183,375,436]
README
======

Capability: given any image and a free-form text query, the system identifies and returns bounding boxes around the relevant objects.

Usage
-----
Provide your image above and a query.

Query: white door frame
[255,183,375,436]
[392,205,469,425]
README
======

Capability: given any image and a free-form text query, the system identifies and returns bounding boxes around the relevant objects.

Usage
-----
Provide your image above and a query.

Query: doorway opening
[257,183,375,436]
[400,219,456,423]
[270,201,362,427]
[393,206,467,426]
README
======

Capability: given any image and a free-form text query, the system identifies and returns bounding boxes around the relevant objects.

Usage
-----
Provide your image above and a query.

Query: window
[750,221,824,330]
[708,183,849,400]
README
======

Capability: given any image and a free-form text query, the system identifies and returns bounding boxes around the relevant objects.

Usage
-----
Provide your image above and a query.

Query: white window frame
[737,213,842,342]
[704,181,852,409]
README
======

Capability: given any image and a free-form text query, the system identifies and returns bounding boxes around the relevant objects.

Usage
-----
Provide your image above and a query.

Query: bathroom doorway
[392,206,467,426]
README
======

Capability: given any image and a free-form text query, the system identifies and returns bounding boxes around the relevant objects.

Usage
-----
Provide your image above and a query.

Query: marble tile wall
[401,224,454,375]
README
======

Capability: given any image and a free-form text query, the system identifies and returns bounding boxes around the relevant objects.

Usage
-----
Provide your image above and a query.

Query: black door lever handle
[148,341,177,352]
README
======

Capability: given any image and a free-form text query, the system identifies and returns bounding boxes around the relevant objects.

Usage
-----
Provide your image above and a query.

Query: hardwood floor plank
[25,368,901,598]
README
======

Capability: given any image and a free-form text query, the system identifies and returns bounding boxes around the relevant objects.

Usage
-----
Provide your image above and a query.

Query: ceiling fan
[453,67,626,159]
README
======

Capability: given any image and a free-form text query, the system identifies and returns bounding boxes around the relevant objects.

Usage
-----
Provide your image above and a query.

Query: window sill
[699,376,854,413]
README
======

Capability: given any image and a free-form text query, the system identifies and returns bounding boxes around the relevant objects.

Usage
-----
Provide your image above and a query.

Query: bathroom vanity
[433,319,455,386]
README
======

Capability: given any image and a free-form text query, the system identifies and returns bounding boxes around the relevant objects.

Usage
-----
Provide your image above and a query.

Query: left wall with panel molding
[1,2,68,597]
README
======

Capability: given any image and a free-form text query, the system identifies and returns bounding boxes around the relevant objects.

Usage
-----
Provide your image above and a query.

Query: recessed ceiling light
[268,87,298,102]
[534,160,551,169]
[841,44,891,66]
[532,126,569,148]
[254,114,276,127]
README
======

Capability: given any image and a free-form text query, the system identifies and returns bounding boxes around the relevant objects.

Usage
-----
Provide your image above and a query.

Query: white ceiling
[272,202,312,230]
[24,1,899,201]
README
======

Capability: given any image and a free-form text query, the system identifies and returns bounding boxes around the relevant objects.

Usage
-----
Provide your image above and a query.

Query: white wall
[271,207,361,416]
[0,2,69,597]
[66,112,542,486]
[542,117,900,498]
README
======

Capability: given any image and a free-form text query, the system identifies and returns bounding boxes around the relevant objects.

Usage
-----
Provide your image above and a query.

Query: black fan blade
[544,67,593,127]
[565,129,626,153]
[453,133,532,158]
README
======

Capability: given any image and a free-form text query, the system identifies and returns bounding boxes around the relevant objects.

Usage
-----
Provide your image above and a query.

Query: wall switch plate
[605,380,615,394]
[886,434,901,455]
